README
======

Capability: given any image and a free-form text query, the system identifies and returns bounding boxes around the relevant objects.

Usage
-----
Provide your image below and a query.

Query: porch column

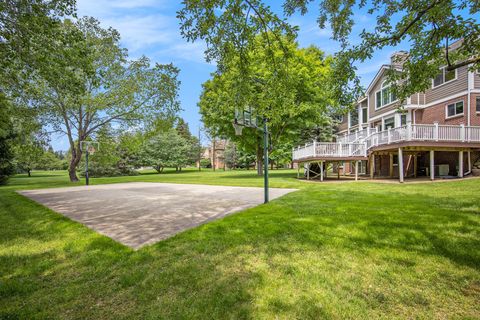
[320,161,324,182]
[430,150,435,181]
[398,148,404,183]
[458,151,464,178]
[355,160,359,181]
[468,150,472,172]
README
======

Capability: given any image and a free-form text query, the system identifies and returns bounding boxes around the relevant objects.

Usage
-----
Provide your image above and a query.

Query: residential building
[202,139,227,170]
[293,46,480,182]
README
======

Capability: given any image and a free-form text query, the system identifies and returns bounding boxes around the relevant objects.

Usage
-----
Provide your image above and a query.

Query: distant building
[202,139,227,169]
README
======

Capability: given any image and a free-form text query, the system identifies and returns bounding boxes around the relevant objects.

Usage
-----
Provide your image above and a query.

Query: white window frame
[432,67,457,88]
[375,80,397,110]
[445,100,464,119]
[383,116,395,131]
[361,107,368,124]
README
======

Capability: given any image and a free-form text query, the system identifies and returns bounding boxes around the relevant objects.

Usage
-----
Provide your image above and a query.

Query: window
[362,107,368,123]
[476,97,480,113]
[446,101,464,118]
[433,67,456,87]
[350,110,359,127]
[375,81,397,109]
[383,117,395,130]
[400,114,407,126]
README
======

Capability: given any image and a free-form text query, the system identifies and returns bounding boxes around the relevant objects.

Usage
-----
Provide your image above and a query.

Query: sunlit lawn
[1,169,479,319]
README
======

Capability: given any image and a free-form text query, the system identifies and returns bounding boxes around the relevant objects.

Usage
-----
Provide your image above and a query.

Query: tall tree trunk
[256,142,263,176]
[68,146,81,182]
[27,169,31,177]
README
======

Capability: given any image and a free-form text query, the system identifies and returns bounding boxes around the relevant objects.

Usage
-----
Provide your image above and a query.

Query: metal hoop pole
[263,118,269,204]
[85,150,89,186]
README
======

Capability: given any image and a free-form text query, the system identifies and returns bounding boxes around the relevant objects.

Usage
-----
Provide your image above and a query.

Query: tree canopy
[26,17,181,182]
[179,0,480,103]
[198,34,336,173]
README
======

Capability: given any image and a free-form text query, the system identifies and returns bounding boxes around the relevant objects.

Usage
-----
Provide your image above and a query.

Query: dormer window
[433,67,456,87]
[375,81,397,109]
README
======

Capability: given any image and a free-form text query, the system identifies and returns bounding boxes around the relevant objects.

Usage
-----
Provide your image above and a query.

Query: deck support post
[320,161,324,182]
[370,153,375,179]
[297,163,300,179]
[458,151,464,178]
[468,150,471,172]
[398,148,404,183]
[354,160,358,181]
[306,162,310,180]
[430,150,435,181]
[337,161,340,179]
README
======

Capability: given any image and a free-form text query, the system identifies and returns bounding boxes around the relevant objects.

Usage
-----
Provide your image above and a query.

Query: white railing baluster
[292,124,480,161]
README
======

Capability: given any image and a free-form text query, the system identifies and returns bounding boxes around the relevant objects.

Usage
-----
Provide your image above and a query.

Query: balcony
[293,124,480,161]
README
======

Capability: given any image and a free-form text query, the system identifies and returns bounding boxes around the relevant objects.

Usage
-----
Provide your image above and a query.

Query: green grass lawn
[1,169,479,319]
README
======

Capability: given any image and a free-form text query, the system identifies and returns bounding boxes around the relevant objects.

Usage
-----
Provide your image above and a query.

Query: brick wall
[470,93,480,126]
[415,94,468,125]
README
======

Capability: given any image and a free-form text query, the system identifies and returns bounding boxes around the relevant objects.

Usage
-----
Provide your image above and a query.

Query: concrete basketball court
[19,182,297,249]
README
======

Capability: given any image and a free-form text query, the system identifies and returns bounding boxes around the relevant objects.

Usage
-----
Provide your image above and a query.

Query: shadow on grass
[1,177,479,318]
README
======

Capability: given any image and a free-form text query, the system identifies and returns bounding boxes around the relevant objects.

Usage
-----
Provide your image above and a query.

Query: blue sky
[51,0,405,150]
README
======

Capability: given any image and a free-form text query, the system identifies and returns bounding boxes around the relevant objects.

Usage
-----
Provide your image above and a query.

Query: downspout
[465,68,473,175]
[467,67,473,126]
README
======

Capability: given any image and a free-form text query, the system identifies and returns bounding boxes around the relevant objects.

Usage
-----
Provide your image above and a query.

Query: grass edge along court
[1,169,479,319]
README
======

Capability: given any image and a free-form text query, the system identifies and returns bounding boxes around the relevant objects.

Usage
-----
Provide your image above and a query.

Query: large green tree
[13,136,45,177]
[0,0,76,183]
[179,0,480,103]
[198,35,335,174]
[140,129,191,173]
[28,17,181,182]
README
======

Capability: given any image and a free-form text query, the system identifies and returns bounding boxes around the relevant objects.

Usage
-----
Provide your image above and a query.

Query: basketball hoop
[233,120,244,136]
[87,145,96,155]
[80,141,100,154]
[80,141,99,186]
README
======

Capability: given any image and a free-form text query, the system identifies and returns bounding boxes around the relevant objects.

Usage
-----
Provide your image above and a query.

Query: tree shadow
[1,179,479,318]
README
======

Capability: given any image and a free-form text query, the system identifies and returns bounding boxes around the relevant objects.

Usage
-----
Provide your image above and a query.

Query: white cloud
[155,41,210,65]
[76,0,208,63]
[100,14,177,52]
[76,0,170,17]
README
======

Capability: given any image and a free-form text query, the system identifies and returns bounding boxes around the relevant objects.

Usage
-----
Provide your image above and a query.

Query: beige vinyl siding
[337,117,348,132]
[425,65,468,104]
[474,72,480,88]
[368,71,400,118]
[410,94,418,104]
[409,93,426,106]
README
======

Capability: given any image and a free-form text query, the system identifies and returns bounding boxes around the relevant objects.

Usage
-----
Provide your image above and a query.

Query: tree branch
[446,56,480,71]
[370,0,442,47]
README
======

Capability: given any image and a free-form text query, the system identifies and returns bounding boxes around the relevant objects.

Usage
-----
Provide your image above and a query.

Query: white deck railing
[293,124,480,161]
[336,127,377,144]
